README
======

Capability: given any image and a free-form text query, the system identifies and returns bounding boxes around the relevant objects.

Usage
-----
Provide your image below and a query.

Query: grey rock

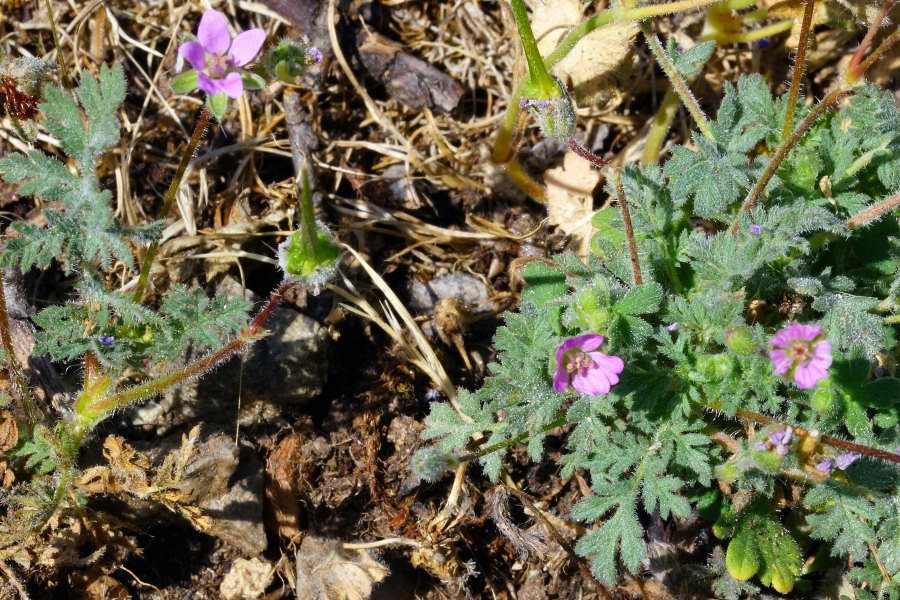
[408,273,489,315]
[131,278,328,432]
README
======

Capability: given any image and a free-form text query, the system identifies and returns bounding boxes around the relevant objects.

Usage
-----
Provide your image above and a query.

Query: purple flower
[749,224,762,235]
[769,323,832,389]
[98,335,115,347]
[178,10,265,99]
[815,457,835,474]
[553,334,624,395]
[835,452,860,470]
[768,426,793,456]
[307,47,323,63]
[666,323,678,332]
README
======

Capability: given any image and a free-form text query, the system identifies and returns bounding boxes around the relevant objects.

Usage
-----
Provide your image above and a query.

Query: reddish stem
[846,0,896,83]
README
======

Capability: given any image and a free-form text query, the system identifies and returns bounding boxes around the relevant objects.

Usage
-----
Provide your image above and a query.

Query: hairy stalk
[42,0,68,91]
[96,281,291,416]
[730,88,852,232]
[615,169,644,286]
[0,276,36,424]
[133,108,211,302]
[731,407,900,465]
[646,33,715,141]
[568,138,608,169]
[846,0,897,83]
[508,0,557,98]
[854,29,900,83]
[847,190,900,229]
[782,0,815,139]
[460,416,568,464]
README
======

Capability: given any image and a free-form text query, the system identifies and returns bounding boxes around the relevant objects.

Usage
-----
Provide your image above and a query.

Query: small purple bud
[307,47,322,63]
[816,457,835,474]
[834,452,860,470]
[666,323,678,332]
[768,426,793,456]
[749,224,762,235]
[98,335,115,347]
[754,441,769,451]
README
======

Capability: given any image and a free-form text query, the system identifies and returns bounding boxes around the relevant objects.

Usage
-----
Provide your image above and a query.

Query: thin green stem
[642,89,681,165]
[711,18,793,44]
[133,108,210,302]
[42,0,68,91]
[508,0,556,98]
[782,0,815,139]
[460,417,568,463]
[0,277,37,424]
[299,163,318,257]
[730,88,852,233]
[646,33,714,141]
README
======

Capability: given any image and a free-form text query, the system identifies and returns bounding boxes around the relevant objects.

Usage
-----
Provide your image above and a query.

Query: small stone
[408,273,489,314]
[220,557,274,600]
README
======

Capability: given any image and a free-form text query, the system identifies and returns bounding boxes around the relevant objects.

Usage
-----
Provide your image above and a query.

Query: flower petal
[572,368,610,395]
[179,41,207,71]
[197,72,219,96]
[197,9,231,55]
[553,366,569,392]
[576,334,604,352]
[591,353,624,376]
[228,28,266,66]
[794,362,826,389]
[217,71,245,98]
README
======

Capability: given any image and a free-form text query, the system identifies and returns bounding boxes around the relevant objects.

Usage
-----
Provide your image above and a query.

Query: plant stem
[646,33,715,141]
[853,29,900,83]
[43,0,69,91]
[0,276,37,424]
[567,137,608,169]
[508,0,557,98]
[460,417,568,464]
[782,0,815,139]
[731,407,900,465]
[94,281,291,416]
[615,169,644,286]
[846,0,896,83]
[642,89,681,165]
[847,190,900,229]
[730,88,852,233]
[132,108,211,302]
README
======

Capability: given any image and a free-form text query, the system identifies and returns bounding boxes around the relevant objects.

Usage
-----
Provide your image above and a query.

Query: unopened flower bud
[264,38,321,85]
[277,222,340,294]
[724,326,756,355]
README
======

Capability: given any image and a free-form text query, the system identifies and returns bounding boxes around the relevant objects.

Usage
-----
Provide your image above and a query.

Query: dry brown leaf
[544,150,599,258]
[0,410,19,453]
[295,536,389,600]
[265,432,303,541]
[532,0,637,106]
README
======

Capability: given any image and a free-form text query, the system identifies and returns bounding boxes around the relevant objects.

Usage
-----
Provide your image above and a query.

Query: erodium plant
[0,12,327,560]
[416,1,900,596]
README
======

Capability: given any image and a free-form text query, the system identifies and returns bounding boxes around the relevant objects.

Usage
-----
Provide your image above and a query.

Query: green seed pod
[724,326,757,355]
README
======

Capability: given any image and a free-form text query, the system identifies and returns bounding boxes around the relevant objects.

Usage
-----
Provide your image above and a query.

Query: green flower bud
[520,78,576,141]
[277,223,340,293]
[696,353,734,380]
[263,38,321,85]
[724,326,757,355]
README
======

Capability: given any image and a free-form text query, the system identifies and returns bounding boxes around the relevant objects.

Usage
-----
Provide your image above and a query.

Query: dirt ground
[0,0,896,598]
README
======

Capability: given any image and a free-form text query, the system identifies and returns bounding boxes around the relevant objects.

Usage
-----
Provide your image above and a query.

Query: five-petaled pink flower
[553,334,624,395]
[178,9,265,99]
[769,323,832,390]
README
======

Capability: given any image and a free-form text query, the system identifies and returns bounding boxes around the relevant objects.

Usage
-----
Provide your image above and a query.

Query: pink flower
[178,10,265,99]
[769,323,832,389]
[553,334,624,395]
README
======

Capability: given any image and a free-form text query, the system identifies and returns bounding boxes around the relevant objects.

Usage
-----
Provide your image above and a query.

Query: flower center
[205,53,232,78]
[565,351,594,375]
[786,340,811,362]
